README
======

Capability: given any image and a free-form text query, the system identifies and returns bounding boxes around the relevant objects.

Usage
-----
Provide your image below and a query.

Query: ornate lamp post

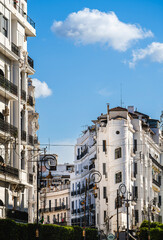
[35,154,57,238]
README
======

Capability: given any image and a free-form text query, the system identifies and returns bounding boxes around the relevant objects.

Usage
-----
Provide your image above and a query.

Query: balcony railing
[0,118,18,137]
[0,75,18,96]
[0,164,19,178]
[11,42,19,56]
[77,147,88,160]
[149,154,163,170]
[152,178,161,188]
[27,95,34,106]
[6,209,28,223]
[28,135,34,145]
[12,1,35,29]
[21,130,26,141]
[21,89,26,101]
[28,56,34,69]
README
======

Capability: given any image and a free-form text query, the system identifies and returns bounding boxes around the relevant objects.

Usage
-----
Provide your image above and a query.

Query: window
[64,212,66,221]
[115,197,122,209]
[115,172,122,184]
[72,201,74,210]
[134,139,137,153]
[103,140,106,152]
[49,200,51,211]
[55,199,57,207]
[132,186,138,199]
[103,187,107,199]
[21,151,25,170]
[47,215,50,223]
[104,211,107,222]
[103,163,106,175]
[53,215,56,223]
[2,16,8,37]
[115,147,122,159]
[59,198,61,206]
[135,210,139,225]
[66,197,68,208]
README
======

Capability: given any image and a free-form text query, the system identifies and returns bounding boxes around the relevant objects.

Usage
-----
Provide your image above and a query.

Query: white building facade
[40,162,74,226]
[0,0,39,223]
[71,105,163,235]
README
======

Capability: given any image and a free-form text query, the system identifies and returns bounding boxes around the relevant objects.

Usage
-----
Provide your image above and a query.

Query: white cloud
[129,42,163,67]
[32,78,52,98]
[51,8,153,51]
[98,88,112,97]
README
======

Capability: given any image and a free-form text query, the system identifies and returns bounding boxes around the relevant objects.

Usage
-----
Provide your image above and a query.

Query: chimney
[107,103,110,114]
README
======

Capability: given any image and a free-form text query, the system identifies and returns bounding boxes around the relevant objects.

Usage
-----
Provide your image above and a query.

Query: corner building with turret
[71,105,163,236]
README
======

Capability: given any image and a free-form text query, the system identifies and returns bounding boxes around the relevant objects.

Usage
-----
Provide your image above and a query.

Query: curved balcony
[0,118,18,137]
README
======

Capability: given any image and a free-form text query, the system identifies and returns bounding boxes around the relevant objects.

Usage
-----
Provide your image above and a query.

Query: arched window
[115,147,122,159]
[0,156,4,163]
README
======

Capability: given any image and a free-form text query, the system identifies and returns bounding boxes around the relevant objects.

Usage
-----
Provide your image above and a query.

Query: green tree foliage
[140,220,163,240]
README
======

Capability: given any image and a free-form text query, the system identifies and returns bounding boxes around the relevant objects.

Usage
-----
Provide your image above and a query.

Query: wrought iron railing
[11,42,19,56]
[12,1,35,29]
[27,95,34,106]
[28,135,34,145]
[0,164,19,178]
[21,89,26,101]
[0,118,18,137]
[0,75,18,96]
[152,178,161,188]
[28,56,34,69]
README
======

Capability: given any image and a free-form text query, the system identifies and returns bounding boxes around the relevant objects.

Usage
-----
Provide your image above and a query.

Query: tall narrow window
[115,147,122,159]
[135,210,139,224]
[2,16,8,37]
[55,199,57,207]
[103,187,107,199]
[103,163,106,175]
[66,197,68,208]
[115,172,122,184]
[134,139,137,153]
[104,211,107,222]
[103,140,106,152]
[49,200,51,211]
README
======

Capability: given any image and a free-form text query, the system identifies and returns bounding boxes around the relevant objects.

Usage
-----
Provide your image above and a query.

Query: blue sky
[27,0,163,163]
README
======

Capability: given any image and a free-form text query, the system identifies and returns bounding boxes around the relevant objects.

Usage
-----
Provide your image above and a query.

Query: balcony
[0,118,18,137]
[21,89,26,101]
[0,75,18,97]
[11,42,19,56]
[149,154,163,170]
[152,178,161,188]
[27,95,34,106]
[28,56,34,69]
[12,1,35,29]
[0,164,19,179]
[21,130,26,141]
[28,135,34,145]
[77,147,88,160]
[6,209,28,223]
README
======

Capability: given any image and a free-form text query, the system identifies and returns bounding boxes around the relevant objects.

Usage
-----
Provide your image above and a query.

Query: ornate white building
[40,160,74,225]
[0,0,39,223]
[71,105,163,235]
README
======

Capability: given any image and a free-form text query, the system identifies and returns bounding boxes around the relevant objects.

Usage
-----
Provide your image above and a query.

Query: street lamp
[28,152,57,239]
[80,170,102,240]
